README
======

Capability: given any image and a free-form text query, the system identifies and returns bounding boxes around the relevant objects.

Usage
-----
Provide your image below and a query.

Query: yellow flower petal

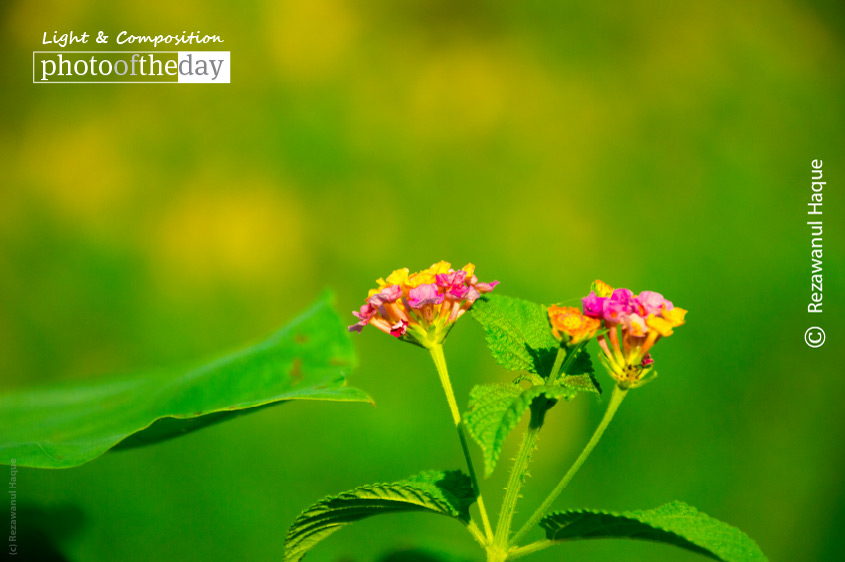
[406,270,435,287]
[429,260,452,274]
[646,314,674,337]
[385,268,409,286]
[662,307,687,327]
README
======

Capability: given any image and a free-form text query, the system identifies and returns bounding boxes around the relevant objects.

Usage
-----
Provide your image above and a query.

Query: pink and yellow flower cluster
[581,280,687,387]
[349,261,498,347]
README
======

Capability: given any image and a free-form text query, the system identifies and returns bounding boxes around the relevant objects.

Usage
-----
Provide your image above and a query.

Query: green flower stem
[493,344,575,549]
[494,423,540,550]
[466,520,487,548]
[550,342,588,385]
[510,384,628,546]
[486,548,508,562]
[546,347,568,385]
[508,539,554,559]
[429,344,494,543]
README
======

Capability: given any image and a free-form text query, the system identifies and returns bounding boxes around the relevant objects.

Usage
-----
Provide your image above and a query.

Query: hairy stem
[493,344,575,549]
[466,520,487,548]
[551,342,588,385]
[494,423,540,549]
[546,347,568,385]
[508,539,554,559]
[486,547,508,562]
[510,384,628,546]
[429,344,494,543]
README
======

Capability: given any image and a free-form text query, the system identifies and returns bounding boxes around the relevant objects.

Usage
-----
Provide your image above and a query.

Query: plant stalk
[546,347,568,385]
[486,547,509,562]
[551,342,588,385]
[508,539,554,559]
[466,521,487,548]
[493,345,572,549]
[429,344,495,543]
[494,423,540,549]
[510,384,628,546]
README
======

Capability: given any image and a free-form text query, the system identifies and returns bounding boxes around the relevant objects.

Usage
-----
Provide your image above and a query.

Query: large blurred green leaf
[285,470,476,562]
[539,501,768,562]
[0,293,372,469]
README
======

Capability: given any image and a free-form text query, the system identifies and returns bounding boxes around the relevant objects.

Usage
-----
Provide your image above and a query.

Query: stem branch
[551,342,587,385]
[429,344,494,543]
[546,347,568,385]
[508,539,554,559]
[466,520,487,548]
[493,344,575,549]
[494,424,540,548]
[510,385,628,546]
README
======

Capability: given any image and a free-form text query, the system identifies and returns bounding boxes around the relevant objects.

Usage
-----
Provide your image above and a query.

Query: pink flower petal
[408,283,445,308]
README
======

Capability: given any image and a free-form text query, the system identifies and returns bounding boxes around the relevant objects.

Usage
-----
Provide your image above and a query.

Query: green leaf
[564,345,595,377]
[0,293,373,469]
[284,470,476,562]
[465,383,580,476]
[557,374,601,396]
[470,294,559,375]
[557,345,600,396]
[540,501,768,562]
[470,295,597,390]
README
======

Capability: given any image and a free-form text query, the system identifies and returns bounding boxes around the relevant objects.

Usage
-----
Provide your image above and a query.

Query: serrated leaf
[465,383,579,476]
[471,295,598,391]
[558,374,601,396]
[540,501,768,562]
[0,293,372,469]
[284,470,476,562]
[556,344,600,396]
[565,346,595,376]
[471,294,559,375]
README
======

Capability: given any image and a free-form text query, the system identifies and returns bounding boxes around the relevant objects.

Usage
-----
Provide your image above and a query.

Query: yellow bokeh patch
[151,178,305,289]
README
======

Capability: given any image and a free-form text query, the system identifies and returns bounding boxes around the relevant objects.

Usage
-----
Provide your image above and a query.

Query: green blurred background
[2,0,843,560]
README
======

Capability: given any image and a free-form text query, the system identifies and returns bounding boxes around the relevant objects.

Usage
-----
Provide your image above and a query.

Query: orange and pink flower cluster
[349,261,498,347]
[580,280,687,386]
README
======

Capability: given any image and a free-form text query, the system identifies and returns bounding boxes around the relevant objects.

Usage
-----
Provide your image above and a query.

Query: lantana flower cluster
[547,305,600,345]
[349,261,498,348]
[580,280,687,387]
